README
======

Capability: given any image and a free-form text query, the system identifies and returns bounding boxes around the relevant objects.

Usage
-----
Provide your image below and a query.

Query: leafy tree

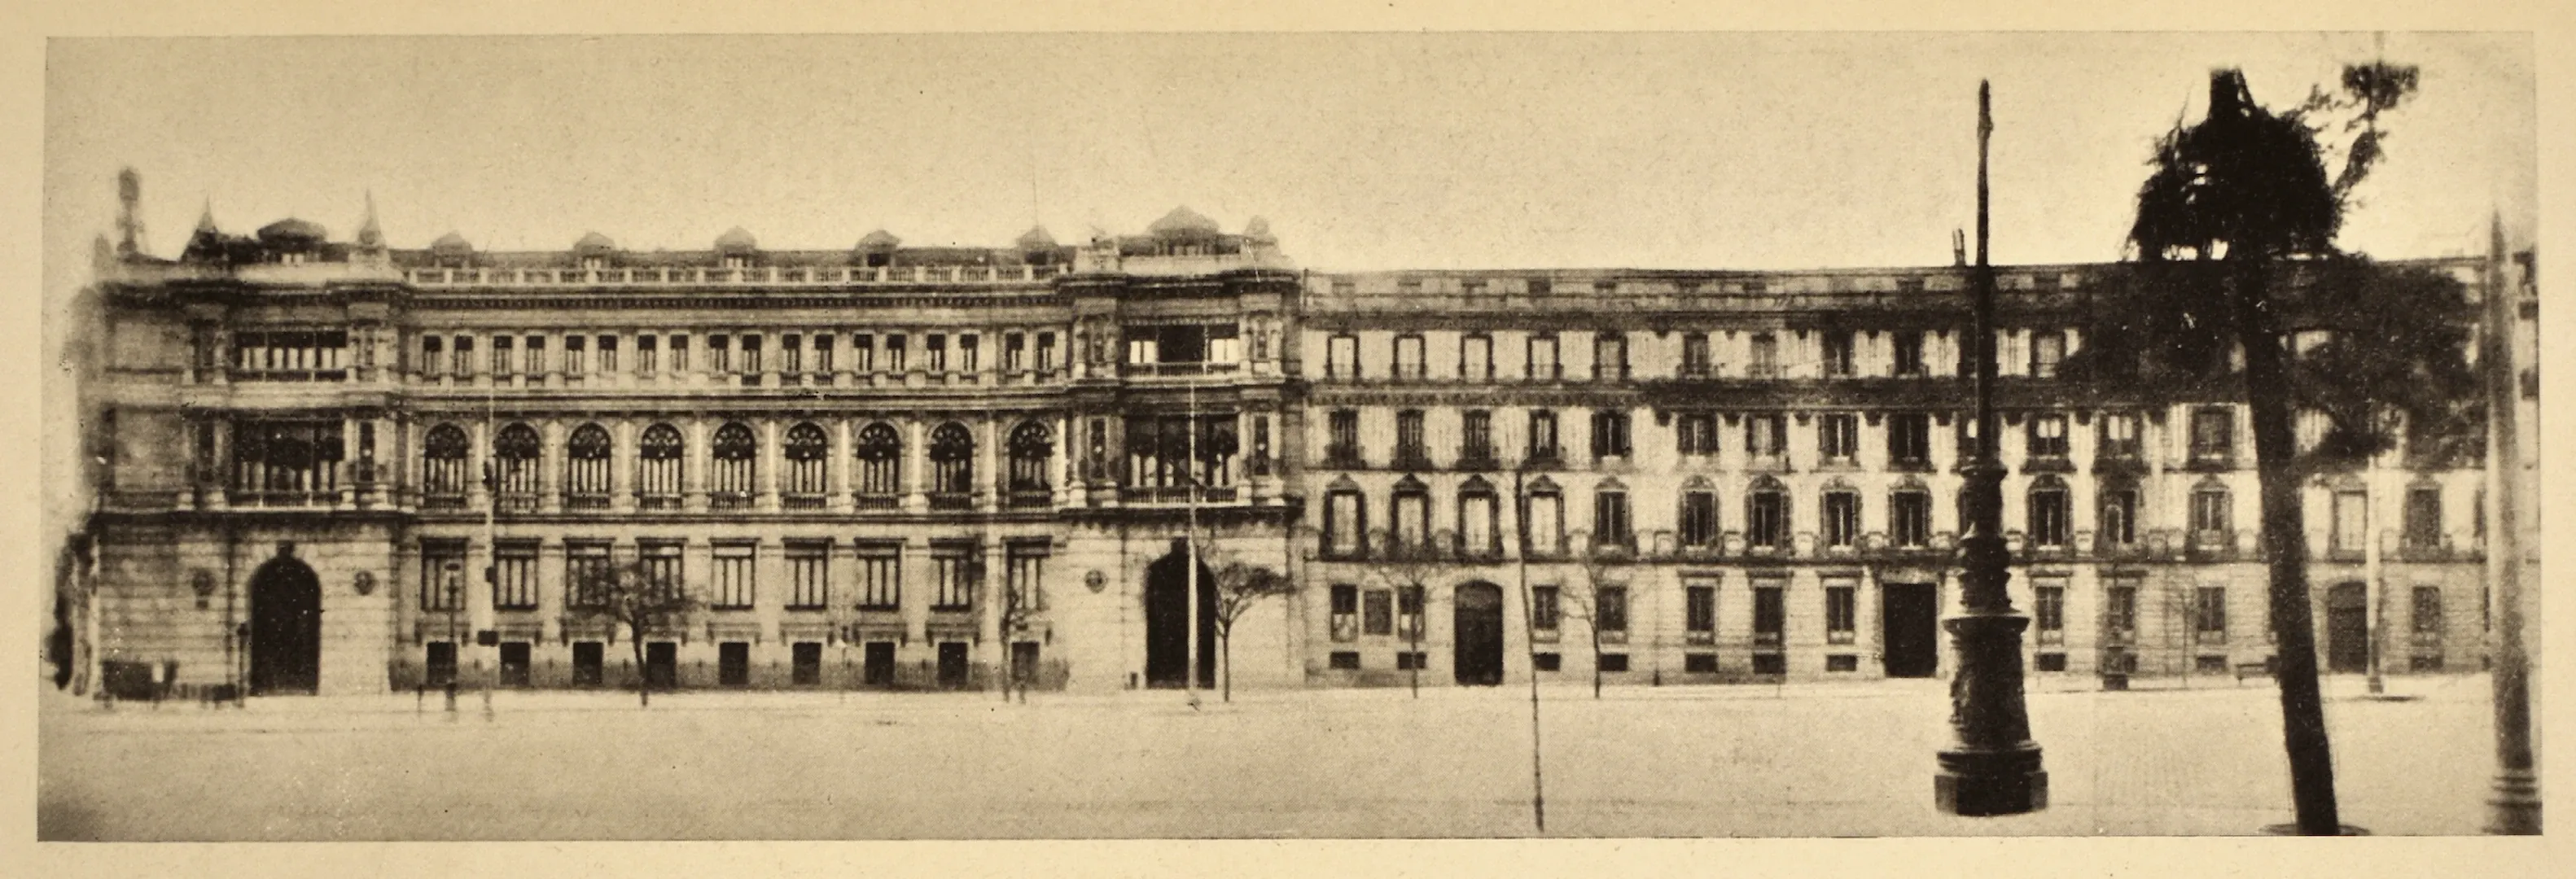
[566,558,701,707]
[2068,63,2468,835]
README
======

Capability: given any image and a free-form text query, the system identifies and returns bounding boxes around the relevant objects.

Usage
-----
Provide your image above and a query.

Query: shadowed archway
[1144,540,1216,689]
[248,549,322,695]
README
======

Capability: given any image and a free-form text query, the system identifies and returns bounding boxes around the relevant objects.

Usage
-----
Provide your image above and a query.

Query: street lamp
[1934,81,2047,816]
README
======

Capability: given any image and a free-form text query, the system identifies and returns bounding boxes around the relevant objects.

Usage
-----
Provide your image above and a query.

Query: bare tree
[1356,527,1451,698]
[566,558,700,707]
[1200,551,1295,702]
[994,558,1042,703]
[1565,529,1634,699]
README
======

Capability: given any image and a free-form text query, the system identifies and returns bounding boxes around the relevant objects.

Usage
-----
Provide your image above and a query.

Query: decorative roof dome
[714,226,758,254]
[1015,225,1058,250]
[256,217,328,245]
[430,231,473,255]
[573,231,616,255]
[1147,206,1220,238]
[856,230,901,251]
[1242,216,1273,243]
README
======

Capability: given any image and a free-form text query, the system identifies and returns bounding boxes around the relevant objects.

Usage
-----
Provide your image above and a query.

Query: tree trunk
[631,629,650,708]
[1221,631,1233,702]
[2236,257,2342,834]
[1591,628,1602,700]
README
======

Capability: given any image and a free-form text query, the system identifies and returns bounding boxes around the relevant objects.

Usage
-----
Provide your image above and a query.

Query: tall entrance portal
[248,549,322,695]
[1144,541,1216,689]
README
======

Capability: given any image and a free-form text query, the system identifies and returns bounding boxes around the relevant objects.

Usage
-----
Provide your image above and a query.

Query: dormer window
[723,255,748,269]
[581,256,606,270]
[279,251,310,265]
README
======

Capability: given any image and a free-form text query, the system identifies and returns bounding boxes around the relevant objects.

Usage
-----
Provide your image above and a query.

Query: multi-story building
[64,190,2523,698]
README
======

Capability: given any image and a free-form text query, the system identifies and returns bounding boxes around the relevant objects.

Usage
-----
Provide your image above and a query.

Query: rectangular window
[2030,330,2066,378]
[636,334,658,374]
[786,540,830,610]
[2404,487,2442,549]
[2332,490,2369,553]
[451,335,475,377]
[2193,488,2233,540]
[524,335,545,375]
[1823,492,1860,547]
[1327,409,1361,464]
[851,334,875,373]
[490,335,514,376]
[1591,409,1632,459]
[782,334,803,374]
[1748,334,1779,378]
[1395,410,1427,464]
[1676,413,1716,456]
[1821,330,1855,378]
[1592,334,1628,381]
[1526,491,1563,554]
[1327,334,1359,378]
[1330,584,1360,642]
[1532,585,1562,631]
[1892,491,1932,548]
[712,543,756,610]
[1004,332,1027,372]
[931,545,973,611]
[1005,544,1047,615]
[958,334,979,372]
[1527,409,1560,460]
[857,543,901,610]
[1825,581,1857,643]
[638,540,683,601]
[1527,335,1559,380]
[2412,586,2445,636]
[2035,581,2066,645]
[1036,332,1058,371]
[1593,491,1631,547]
[1893,330,1925,376]
[1596,585,1628,633]
[1680,332,1711,377]
[1685,584,1716,633]
[493,541,538,610]
[708,334,731,374]
[669,334,690,372]
[1329,651,1362,670]
[884,334,905,371]
[2105,580,2140,634]
[420,541,467,611]
[1746,414,1787,461]
[1396,585,1426,641]
[2100,487,2139,545]
[1888,413,1931,466]
[1326,490,1364,555]
[2029,414,2070,459]
[1433,333,1485,383]
[2191,408,2235,461]
[566,541,611,608]
[1819,413,1859,461]
[1393,335,1425,379]
[1363,589,1393,636]
[2100,413,2141,458]
[564,335,587,376]
[2194,586,2228,643]
[1461,409,1494,461]
[926,334,948,372]
[1680,491,1719,546]
[1753,582,1786,646]
[812,334,833,373]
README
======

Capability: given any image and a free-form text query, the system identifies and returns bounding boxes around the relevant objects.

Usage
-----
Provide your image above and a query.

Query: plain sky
[37,33,2536,541]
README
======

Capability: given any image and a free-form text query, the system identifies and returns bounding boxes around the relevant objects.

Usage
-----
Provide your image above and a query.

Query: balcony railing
[709,492,756,511]
[1121,485,1239,504]
[927,492,975,511]
[1324,444,1365,468]
[405,263,1064,288]
[563,493,611,512]
[1392,448,1433,471]
[1006,489,1053,510]
[855,493,900,511]
[782,493,829,510]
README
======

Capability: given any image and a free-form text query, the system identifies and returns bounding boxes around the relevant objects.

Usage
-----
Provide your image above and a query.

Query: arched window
[854,422,902,505]
[1323,479,1367,558]
[1746,476,1790,549]
[493,422,541,508]
[1890,479,1934,549]
[1457,476,1500,558]
[1821,480,1860,548]
[637,423,684,509]
[928,422,975,505]
[779,422,828,500]
[2098,478,2139,547]
[1679,476,1720,548]
[423,424,471,500]
[2026,476,2070,547]
[1592,477,1632,549]
[2190,481,2232,549]
[1007,421,1053,496]
[1523,476,1564,556]
[711,422,757,505]
[1391,474,1431,552]
[565,423,611,506]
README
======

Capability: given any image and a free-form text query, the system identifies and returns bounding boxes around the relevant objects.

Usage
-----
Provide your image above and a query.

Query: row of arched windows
[419,419,1054,503]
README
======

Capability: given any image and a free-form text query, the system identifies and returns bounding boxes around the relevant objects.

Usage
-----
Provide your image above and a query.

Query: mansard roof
[715,226,759,254]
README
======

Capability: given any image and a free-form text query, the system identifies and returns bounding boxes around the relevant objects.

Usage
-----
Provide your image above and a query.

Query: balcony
[1592,365,1631,383]
[496,492,541,514]
[854,493,900,511]
[423,492,469,511]
[782,493,829,510]
[1454,450,1498,472]
[1323,444,1365,468]
[639,494,684,512]
[928,492,975,512]
[1006,489,1053,510]
[563,492,612,512]
[227,490,340,509]
[709,492,756,511]
[404,263,1063,289]
[1391,448,1433,471]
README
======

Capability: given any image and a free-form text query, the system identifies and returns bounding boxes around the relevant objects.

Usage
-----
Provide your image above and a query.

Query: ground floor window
[1597,654,1630,672]
[2034,652,2067,672]
[1684,653,1718,673]
[424,641,457,687]
[572,641,603,687]
[1533,653,1562,672]
[1329,651,1361,670]
[1825,654,1859,672]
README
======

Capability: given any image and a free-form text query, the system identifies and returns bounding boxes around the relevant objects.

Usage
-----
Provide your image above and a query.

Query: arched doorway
[248,549,322,694]
[2325,581,2370,674]
[1453,582,1505,686]
[1143,541,1216,689]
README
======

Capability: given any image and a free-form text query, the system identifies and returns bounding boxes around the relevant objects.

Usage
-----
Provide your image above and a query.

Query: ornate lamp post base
[1934,613,2047,816]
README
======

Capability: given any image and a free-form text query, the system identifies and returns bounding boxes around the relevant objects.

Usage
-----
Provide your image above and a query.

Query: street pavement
[36,672,2512,839]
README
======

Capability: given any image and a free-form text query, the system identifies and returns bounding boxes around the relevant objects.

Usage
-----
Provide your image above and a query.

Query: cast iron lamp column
[1934,81,2048,816]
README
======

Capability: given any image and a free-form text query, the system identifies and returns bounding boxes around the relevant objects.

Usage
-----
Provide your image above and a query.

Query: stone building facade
[68,199,2520,697]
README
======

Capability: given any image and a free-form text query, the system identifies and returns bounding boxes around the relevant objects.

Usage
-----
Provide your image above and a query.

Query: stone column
[684,418,710,512]
[829,418,854,512]
[1055,413,1076,507]
[540,420,565,514]
[538,540,567,644]
[900,536,931,656]
[979,538,1006,657]
[757,419,782,511]
[337,415,361,510]
[902,419,929,514]
[611,418,637,514]
[755,540,786,648]
[467,420,492,511]
[978,416,1001,513]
